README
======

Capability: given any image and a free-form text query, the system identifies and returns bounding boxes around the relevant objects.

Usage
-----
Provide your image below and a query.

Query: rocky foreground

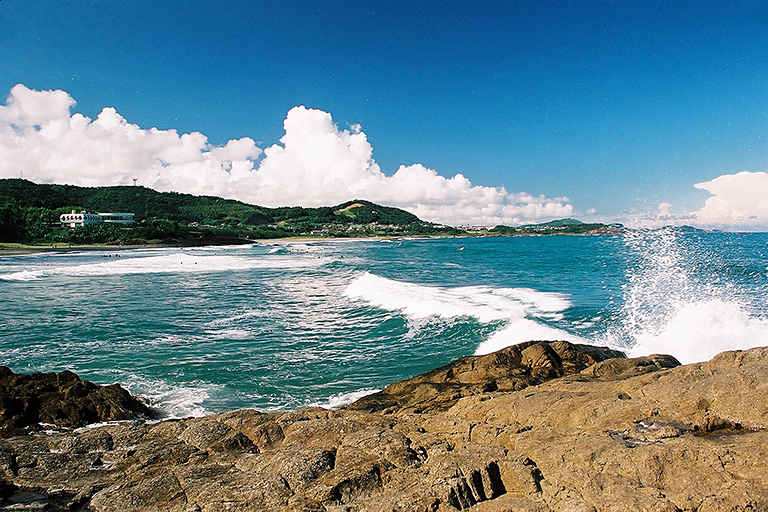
[1,341,767,511]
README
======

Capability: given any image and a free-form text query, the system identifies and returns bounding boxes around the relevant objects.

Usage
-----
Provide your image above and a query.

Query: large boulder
[0,366,153,437]
[348,341,628,414]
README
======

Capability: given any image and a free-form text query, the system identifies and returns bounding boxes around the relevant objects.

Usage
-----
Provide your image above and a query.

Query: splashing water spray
[602,228,768,364]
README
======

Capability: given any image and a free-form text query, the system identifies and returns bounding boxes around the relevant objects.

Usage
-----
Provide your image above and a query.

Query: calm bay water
[2,230,768,417]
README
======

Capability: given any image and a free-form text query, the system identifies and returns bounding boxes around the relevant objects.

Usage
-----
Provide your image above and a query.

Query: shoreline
[0,236,428,256]
[0,341,761,429]
[0,231,621,256]
[0,243,157,256]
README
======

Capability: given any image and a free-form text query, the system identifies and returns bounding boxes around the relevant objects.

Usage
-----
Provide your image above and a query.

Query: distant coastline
[1,178,621,248]
[0,228,625,256]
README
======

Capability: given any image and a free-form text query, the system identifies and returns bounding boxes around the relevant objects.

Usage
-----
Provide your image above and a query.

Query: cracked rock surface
[1,341,767,511]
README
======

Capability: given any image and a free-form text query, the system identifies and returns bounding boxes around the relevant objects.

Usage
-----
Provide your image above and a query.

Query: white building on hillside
[60,211,102,228]
[98,212,135,226]
[60,210,135,228]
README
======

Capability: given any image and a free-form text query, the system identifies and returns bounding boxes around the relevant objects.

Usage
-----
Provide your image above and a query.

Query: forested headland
[0,179,461,245]
[0,179,619,245]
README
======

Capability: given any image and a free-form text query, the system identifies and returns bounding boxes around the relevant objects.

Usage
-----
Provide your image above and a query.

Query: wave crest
[344,272,578,355]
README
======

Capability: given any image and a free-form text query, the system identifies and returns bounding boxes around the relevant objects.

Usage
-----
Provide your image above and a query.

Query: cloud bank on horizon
[691,172,768,228]
[0,84,574,226]
[0,84,764,229]
[652,172,768,230]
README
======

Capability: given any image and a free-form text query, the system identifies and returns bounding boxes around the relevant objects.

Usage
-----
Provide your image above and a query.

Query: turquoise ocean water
[2,230,768,418]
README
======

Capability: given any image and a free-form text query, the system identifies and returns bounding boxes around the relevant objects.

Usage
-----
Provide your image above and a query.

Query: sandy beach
[0,243,154,256]
[0,235,457,256]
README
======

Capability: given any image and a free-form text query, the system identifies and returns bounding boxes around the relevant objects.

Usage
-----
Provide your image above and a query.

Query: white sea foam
[306,388,380,409]
[284,243,329,254]
[0,251,329,281]
[187,244,257,252]
[74,420,137,432]
[306,388,381,409]
[205,328,252,340]
[627,300,768,363]
[0,269,41,281]
[475,320,584,355]
[605,228,768,364]
[116,374,219,419]
[344,272,576,354]
[345,272,570,322]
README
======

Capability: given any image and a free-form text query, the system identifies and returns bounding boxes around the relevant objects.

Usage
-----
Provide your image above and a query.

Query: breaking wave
[0,251,330,281]
[344,272,580,355]
[603,228,768,364]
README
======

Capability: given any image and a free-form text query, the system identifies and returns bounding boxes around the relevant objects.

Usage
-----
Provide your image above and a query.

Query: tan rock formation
[0,341,766,511]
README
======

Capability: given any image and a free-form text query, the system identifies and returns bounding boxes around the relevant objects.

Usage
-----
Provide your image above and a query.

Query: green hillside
[521,218,584,228]
[0,179,272,225]
[0,179,454,244]
[0,179,619,245]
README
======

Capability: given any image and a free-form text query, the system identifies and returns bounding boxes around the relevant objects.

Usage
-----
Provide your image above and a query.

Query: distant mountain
[334,200,419,224]
[0,178,271,225]
[666,225,714,234]
[266,199,422,227]
[0,180,427,225]
[0,179,620,245]
[490,218,621,236]
[519,218,585,228]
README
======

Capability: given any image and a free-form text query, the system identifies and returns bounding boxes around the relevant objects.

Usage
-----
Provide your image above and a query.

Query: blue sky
[1,1,767,227]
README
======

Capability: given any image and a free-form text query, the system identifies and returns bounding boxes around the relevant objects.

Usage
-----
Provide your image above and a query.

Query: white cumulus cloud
[691,171,768,229]
[235,104,573,225]
[0,84,574,226]
[0,84,263,199]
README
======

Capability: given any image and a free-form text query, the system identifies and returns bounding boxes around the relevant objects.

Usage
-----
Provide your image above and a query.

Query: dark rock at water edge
[0,366,153,438]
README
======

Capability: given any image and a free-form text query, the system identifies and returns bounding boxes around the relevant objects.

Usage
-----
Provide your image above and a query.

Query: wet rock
[0,366,152,437]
